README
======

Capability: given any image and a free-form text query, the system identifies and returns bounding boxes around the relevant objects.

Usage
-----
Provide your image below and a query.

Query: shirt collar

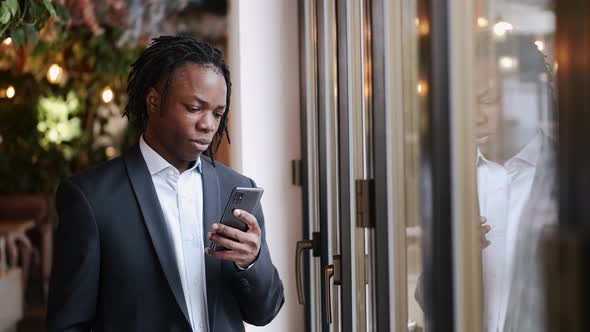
[476,131,543,168]
[512,131,543,167]
[139,135,202,175]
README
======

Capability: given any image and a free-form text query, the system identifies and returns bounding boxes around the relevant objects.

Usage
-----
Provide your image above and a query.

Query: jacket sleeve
[230,179,285,326]
[47,179,100,332]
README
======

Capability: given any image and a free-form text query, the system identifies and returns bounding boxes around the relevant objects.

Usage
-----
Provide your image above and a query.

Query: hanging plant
[0,1,196,194]
[0,0,68,48]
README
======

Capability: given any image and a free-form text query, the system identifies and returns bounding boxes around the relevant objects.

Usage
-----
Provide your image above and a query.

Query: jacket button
[239,277,250,288]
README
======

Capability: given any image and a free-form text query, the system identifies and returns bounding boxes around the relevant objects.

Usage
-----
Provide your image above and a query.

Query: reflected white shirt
[477,133,542,332]
[139,136,209,332]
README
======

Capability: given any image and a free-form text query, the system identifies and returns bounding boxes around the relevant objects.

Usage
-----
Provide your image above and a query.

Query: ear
[146,87,160,115]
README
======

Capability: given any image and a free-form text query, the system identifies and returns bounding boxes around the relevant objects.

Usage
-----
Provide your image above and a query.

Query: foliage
[0,0,67,48]
[0,2,143,194]
[0,1,208,194]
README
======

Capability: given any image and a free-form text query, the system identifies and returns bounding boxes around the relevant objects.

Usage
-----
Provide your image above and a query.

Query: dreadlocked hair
[124,35,232,164]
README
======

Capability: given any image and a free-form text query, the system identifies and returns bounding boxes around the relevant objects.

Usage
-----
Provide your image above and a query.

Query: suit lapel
[123,146,191,326]
[201,158,221,330]
[530,133,556,196]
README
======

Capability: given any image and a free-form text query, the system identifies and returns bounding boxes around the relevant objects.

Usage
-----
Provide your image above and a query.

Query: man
[475,38,555,332]
[47,36,284,332]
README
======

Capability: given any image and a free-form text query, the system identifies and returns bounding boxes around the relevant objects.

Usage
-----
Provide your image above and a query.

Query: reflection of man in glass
[476,36,555,332]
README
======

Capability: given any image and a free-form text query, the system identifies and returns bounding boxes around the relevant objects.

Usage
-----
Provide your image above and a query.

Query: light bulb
[47,64,63,84]
[101,87,114,103]
[493,21,513,37]
[6,86,15,99]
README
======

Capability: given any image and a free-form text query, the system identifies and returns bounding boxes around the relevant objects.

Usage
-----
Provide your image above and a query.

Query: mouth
[475,127,494,145]
[476,126,493,138]
[190,139,211,151]
[476,135,490,145]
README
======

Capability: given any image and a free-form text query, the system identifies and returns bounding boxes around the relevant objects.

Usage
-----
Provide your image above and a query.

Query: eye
[477,92,501,106]
[214,112,224,119]
[185,106,201,113]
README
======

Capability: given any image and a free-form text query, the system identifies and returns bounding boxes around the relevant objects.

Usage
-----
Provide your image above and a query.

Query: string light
[477,17,489,28]
[101,86,114,103]
[418,19,430,36]
[534,40,545,52]
[6,86,15,99]
[493,21,513,37]
[499,56,518,71]
[3,38,12,46]
[417,80,428,96]
[47,64,63,84]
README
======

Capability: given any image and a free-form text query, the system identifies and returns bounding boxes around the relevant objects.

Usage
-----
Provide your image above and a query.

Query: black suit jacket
[47,146,284,332]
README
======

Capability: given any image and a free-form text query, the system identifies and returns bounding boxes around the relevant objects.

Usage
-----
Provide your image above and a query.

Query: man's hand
[480,216,491,249]
[205,209,262,268]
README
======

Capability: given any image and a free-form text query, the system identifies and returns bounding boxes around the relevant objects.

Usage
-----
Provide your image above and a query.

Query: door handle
[295,232,320,305]
[296,240,313,304]
[324,255,341,324]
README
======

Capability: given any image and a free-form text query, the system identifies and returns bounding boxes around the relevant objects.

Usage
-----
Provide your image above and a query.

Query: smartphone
[209,186,264,251]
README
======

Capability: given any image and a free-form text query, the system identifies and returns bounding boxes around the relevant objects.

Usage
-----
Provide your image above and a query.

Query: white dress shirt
[139,136,209,332]
[477,133,542,332]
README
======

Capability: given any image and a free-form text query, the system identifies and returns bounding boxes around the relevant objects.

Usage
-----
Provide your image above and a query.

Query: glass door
[451,0,590,331]
[450,0,561,329]
[335,0,377,331]
[299,0,590,330]
[297,0,341,331]
[298,0,381,331]
[297,1,323,331]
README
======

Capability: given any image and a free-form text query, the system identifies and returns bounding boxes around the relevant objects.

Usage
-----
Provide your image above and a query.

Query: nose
[197,112,217,133]
[476,106,488,125]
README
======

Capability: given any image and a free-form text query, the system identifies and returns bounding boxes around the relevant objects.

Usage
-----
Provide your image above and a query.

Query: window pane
[474,1,557,331]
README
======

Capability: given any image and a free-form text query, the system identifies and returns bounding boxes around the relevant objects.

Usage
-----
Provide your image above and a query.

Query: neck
[479,131,538,165]
[143,129,197,173]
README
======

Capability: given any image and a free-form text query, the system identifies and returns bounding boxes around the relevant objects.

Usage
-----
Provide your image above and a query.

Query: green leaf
[11,27,25,48]
[6,0,18,16]
[0,3,12,24]
[43,0,57,17]
[32,40,49,56]
[54,4,68,20]
[24,23,38,47]
[29,1,44,18]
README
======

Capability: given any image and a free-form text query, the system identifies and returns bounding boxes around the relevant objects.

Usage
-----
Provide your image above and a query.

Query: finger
[207,248,241,262]
[480,216,487,224]
[481,224,491,234]
[212,223,244,242]
[206,247,253,268]
[234,209,261,234]
[239,232,261,248]
[481,239,491,249]
[210,233,249,252]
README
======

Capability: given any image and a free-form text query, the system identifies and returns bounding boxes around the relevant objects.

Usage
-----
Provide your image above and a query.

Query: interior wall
[227,1,304,331]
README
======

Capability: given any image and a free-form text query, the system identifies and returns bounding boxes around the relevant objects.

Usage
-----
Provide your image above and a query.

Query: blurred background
[1,1,589,332]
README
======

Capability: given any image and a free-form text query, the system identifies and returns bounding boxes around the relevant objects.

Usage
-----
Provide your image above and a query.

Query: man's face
[475,58,503,158]
[145,63,227,168]
[475,55,542,161]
